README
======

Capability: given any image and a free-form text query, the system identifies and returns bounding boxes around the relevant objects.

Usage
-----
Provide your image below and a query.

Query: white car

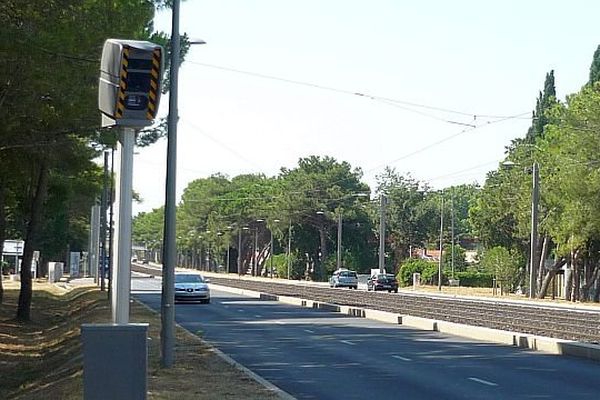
[174,273,211,303]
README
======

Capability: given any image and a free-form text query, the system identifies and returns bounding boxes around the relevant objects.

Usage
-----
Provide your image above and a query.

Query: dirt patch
[0,280,281,399]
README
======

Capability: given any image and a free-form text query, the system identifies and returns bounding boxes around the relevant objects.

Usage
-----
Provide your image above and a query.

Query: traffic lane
[181,291,600,400]
[132,280,600,400]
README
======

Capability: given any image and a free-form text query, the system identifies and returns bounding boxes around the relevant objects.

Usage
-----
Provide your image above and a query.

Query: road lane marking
[340,340,356,346]
[392,355,412,361]
[468,377,498,387]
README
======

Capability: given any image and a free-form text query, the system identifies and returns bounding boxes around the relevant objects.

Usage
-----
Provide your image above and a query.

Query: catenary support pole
[378,194,386,273]
[161,0,180,368]
[287,221,292,279]
[438,194,444,291]
[337,211,342,270]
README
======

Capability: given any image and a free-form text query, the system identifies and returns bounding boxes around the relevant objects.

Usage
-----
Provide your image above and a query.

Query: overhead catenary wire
[186,61,529,121]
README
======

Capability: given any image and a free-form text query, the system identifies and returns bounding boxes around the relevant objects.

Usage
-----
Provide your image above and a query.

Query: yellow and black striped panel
[146,48,161,120]
[115,47,130,119]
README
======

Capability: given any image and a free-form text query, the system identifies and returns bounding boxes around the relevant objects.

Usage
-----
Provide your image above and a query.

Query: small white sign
[2,240,24,255]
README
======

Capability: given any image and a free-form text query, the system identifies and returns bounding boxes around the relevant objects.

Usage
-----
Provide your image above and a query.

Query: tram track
[132,264,600,344]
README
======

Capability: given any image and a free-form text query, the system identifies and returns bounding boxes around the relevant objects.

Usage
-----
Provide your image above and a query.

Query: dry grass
[0,279,280,400]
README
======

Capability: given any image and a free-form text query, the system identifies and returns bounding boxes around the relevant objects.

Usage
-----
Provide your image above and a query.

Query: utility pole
[438,193,444,291]
[530,162,539,299]
[378,194,386,273]
[161,0,180,368]
[337,211,342,270]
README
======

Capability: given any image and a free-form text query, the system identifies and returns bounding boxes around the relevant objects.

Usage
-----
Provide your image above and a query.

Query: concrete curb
[211,284,600,362]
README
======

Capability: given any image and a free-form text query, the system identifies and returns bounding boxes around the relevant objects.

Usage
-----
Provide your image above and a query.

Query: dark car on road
[367,273,399,293]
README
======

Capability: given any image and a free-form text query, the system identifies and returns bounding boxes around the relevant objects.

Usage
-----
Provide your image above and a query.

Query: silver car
[329,269,358,289]
[174,273,211,303]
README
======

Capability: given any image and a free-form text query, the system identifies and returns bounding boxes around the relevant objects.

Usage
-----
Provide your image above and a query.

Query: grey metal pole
[112,128,134,323]
[253,228,258,276]
[108,146,115,300]
[270,230,274,278]
[530,162,539,299]
[287,221,292,279]
[100,151,109,291]
[451,192,455,279]
[337,211,342,270]
[161,0,180,368]
[237,227,242,276]
[226,241,230,273]
[378,194,386,273]
[438,194,444,291]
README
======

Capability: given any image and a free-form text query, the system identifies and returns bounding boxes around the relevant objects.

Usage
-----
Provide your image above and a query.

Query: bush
[397,259,441,286]
[273,252,305,280]
[454,270,494,287]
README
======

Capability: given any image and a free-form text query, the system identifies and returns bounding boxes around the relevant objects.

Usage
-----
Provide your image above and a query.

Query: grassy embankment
[0,280,279,400]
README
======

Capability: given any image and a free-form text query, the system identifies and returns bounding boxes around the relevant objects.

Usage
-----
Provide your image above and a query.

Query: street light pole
[530,162,539,299]
[161,0,180,368]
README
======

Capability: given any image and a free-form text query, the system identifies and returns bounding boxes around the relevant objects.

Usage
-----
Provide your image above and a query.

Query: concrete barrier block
[401,315,437,331]
[436,320,517,346]
[364,309,402,324]
[559,342,600,361]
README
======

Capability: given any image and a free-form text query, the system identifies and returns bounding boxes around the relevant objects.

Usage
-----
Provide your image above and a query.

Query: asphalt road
[132,277,600,400]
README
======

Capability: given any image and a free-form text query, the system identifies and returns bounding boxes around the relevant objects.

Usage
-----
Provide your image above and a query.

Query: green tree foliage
[278,156,372,279]
[588,45,600,85]
[472,50,600,300]
[0,0,166,320]
[442,244,467,274]
[526,70,557,141]
[479,246,522,291]
[397,258,438,287]
[376,169,435,268]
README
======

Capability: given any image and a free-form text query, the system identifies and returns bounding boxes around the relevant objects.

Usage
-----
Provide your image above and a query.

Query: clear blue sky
[132,0,600,215]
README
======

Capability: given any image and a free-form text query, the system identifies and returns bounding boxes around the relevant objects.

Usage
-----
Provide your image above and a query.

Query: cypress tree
[588,45,600,85]
[526,70,556,141]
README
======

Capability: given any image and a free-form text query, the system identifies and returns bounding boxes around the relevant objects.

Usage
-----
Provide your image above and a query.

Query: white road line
[468,377,498,387]
[340,340,356,346]
[392,355,412,361]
